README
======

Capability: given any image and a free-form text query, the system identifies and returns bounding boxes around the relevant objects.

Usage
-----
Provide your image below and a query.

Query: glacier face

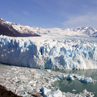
[0,35,97,70]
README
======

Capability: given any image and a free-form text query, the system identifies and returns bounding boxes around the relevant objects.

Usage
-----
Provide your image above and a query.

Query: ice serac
[0,35,97,70]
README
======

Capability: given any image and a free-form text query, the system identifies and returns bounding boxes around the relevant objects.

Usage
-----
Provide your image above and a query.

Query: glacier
[0,35,97,70]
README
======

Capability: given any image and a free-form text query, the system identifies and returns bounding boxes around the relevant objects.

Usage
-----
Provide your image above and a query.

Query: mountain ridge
[0,18,40,37]
[0,18,97,37]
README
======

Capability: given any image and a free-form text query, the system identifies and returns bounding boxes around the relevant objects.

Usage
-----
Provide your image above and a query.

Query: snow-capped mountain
[0,18,40,37]
[0,18,97,37]
[35,27,97,37]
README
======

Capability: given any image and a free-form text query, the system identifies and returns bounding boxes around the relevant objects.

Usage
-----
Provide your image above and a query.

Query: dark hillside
[0,18,40,37]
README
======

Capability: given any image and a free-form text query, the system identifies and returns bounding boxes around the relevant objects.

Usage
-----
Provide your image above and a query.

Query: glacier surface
[0,35,97,70]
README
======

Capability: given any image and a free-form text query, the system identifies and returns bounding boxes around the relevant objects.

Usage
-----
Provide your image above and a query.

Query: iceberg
[67,74,74,81]
[40,87,51,96]
[75,75,93,83]
[46,89,62,97]
[0,35,97,70]
[80,77,93,83]
[40,87,62,97]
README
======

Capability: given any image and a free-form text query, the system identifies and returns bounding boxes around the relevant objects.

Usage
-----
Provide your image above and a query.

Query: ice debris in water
[40,87,62,97]
[80,77,93,83]
[40,87,94,97]
[46,69,51,73]
[67,74,74,81]
[40,87,51,96]
[72,74,93,83]
[59,77,63,80]
[64,74,94,83]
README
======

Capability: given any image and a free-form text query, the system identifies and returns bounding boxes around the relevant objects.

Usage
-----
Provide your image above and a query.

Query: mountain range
[0,18,97,37]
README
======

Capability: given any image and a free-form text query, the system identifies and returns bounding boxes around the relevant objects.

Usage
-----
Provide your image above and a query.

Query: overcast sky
[0,0,97,29]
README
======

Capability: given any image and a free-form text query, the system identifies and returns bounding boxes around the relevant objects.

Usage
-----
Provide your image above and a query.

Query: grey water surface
[52,69,97,96]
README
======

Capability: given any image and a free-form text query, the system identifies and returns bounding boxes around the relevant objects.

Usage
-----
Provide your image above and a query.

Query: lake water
[52,70,97,96]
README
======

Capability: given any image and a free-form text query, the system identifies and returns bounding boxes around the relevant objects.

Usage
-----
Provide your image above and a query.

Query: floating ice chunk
[50,77,59,82]
[46,89,63,97]
[40,87,63,97]
[28,80,36,85]
[59,76,63,80]
[67,75,74,81]
[72,89,76,92]
[63,75,66,79]
[87,94,94,97]
[80,77,93,83]
[40,87,51,96]
[72,74,94,83]
[46,69,51,73]
[76,76,82,80]
[25,85,33,91]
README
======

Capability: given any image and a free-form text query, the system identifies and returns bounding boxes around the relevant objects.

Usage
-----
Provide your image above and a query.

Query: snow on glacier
[0,35,97,70]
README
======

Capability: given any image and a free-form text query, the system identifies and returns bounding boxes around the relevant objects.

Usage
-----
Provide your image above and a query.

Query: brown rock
[0,84,22,97]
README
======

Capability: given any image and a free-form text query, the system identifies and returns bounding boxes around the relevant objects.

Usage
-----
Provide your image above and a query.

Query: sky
[0,0,97,29]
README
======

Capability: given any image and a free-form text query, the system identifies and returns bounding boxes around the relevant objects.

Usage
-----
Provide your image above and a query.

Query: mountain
[0,18,40,37]
[25,26,97,37]
[72,27,97,37]
[34,27,97,37]
[0,18,97,37]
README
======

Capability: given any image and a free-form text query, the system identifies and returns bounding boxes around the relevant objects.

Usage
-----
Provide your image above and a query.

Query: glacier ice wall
[0,35,97,70]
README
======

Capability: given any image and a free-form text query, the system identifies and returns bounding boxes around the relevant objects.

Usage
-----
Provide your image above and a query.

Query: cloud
[63,13,97,28]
